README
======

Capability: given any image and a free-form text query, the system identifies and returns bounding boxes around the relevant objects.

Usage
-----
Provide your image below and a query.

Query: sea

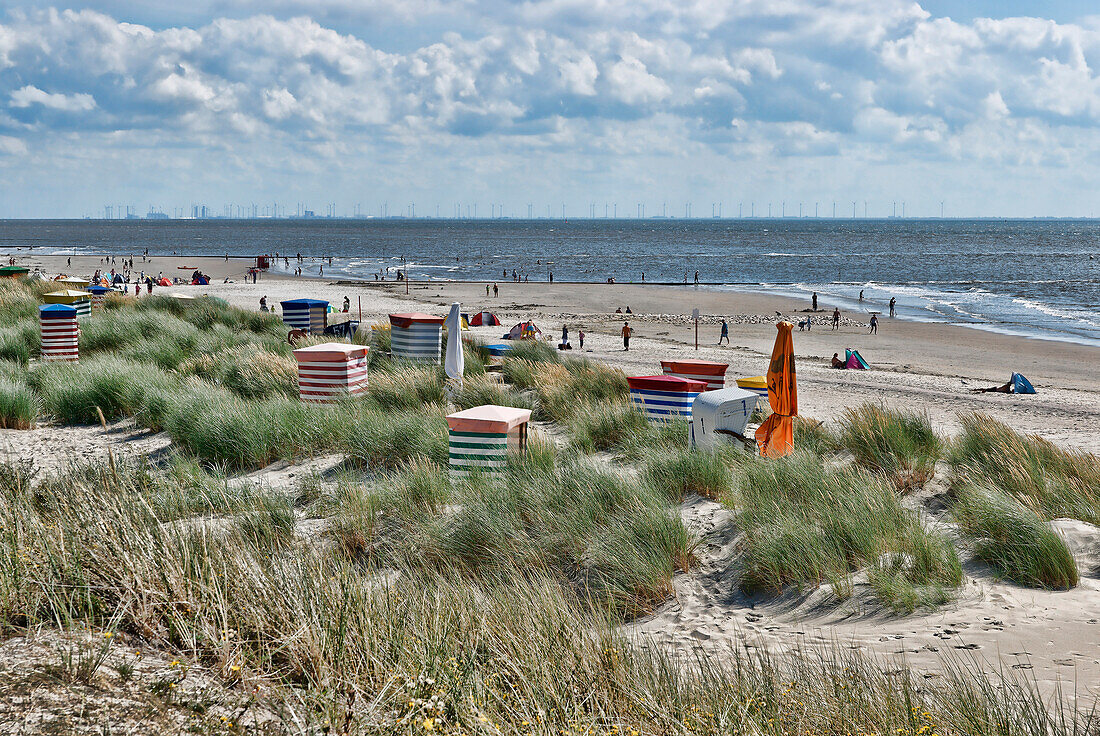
[1,218,1098,347]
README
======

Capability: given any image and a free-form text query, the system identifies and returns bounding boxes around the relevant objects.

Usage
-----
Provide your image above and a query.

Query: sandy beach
[8,252,1100,699]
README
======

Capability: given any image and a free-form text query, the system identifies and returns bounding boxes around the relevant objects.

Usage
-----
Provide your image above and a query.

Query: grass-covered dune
[1,277,1099,732]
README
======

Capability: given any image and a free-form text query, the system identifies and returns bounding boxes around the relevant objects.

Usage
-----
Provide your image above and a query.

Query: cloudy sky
[2,1,1100,218]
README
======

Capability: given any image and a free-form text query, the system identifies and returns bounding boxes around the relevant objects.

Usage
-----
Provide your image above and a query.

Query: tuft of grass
[366,365,446,410]
[953,483,1078,589]
[644,447,733,501]
[568,400,650,455]
[792,417,836,456]
[31,356,179,424]
[949,412,1100,524]
[179,344,298,400]
[732,451,961,610]
[342,405,449,470]
[0,375,38,429]
[452,374,534,412]
[0,323,35,364]
[838,404,940,491]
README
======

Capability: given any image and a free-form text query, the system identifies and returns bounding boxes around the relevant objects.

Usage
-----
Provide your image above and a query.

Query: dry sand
[8,252,1100,698]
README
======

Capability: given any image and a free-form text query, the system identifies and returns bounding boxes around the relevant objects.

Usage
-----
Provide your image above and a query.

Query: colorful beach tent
[628,375,707,422]
[690,386,760,451]
[469,311,501,327]
[157,277,171,286]
[735,376,768,397]
[389,312,446,362]
[112,274,125,285]
[446,405,531,477]
[1012,373,1037,394]
[755,322,797,458]
[661,359,728,391]
[504,321,541,340]
[844,349,870,370]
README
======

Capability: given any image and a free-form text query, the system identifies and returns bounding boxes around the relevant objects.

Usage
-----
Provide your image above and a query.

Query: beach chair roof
[446,404,531,433]
[390,312,446,327]
[44,289,92,298]
[39,303,78,316]
[660,359,729,375]
[0,266,29,275]
[86,285,111,294]
[292,343,369,362]
[57,276,89,285]
[627,375,708,392]
[281,298,329,307]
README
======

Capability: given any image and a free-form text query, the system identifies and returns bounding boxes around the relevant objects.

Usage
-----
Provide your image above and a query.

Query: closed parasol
[754,321,797,457]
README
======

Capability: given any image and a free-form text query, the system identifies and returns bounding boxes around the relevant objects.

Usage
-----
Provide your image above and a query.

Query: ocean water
[1,218,1098,346]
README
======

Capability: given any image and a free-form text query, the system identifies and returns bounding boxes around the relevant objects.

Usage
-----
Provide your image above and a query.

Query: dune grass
[0,459,1091,735]
[949,412,1100,524]
[644,446,733,501]
[452,373,535,411]
[0,375,37,429]
[731,451,962,610]
[838,404,941,491]
[953,482,1079,589]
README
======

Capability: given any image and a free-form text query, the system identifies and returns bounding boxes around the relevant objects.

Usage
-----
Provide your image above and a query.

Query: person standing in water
[859,290,864,303]
[621,322,632,351]
[889,297,896,318]
[718,319,729,345]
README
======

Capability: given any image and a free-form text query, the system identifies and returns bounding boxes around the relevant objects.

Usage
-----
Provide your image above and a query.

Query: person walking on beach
[549,271,553,283]
[486,284,490,297]
[621,322,632,351]
[718,319,729,345]
[578,329,585,349]
[492,283,498,297]
[832,307,840,330]
[342,296,350,313]
[812,292,818,311]
[869,314,878,334]
[889,297,896,318]
[561,324,568,345]
[694,271,700,284]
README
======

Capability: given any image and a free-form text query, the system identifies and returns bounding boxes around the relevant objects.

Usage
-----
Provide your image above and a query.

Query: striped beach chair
[445,405,531,478]
[39,304,79,362]
[43,290,92,319]
[660,359,728,391]
[292,343,370,403]
[86,285,112,310]
[281,298,329,334]
[389,313,446,363]
[627,375,707,422]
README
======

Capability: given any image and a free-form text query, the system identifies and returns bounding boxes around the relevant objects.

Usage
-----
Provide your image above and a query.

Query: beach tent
[56,276,89,290]
[86,284,112,309]
[469,311,501,327]
[661,359,728,391]
[282,299,329,335]
[292,343,370,403]
[755,322,797,458]
[690,387,760,451]
[735,376,768,397]
[389,312,446,362]
[112,273,125,285]
[1012,373,1037,394]
[504,321,541,340]
[844,349,870,370]
[43,289,92,319]
[0,266,29,279]
[628,375,707,422]
[157,277,171,287]
[446,405,531,478]
[39,304,79,362]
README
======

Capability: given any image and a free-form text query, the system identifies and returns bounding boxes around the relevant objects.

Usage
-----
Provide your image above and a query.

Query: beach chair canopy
[389,312,446,328]
[446,404,532,434]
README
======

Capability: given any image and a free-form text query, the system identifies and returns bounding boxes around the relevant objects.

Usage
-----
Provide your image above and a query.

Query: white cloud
[9,85,97,111]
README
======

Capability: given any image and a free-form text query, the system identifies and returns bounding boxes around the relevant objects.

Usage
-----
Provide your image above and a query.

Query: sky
[2,1,1100,218]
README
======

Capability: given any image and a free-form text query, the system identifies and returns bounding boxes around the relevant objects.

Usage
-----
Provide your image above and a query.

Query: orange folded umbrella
[755,321,798,458]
